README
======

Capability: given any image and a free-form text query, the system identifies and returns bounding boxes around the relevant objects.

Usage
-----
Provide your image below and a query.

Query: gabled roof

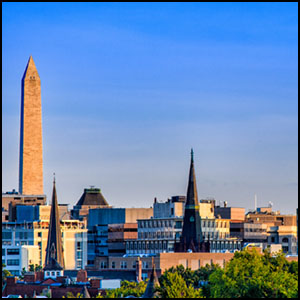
[75,188,109,206]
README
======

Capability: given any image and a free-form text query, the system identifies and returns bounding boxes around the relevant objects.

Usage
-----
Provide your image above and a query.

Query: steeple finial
[53,172,56,184]
[191,148,194,162]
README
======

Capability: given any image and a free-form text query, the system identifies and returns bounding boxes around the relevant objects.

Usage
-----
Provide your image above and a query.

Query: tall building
[44,179,65,271]
[19,56,43,195]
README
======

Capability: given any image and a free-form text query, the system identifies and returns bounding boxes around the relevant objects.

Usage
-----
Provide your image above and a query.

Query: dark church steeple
[44,176,64,272]
[176,149,206,252]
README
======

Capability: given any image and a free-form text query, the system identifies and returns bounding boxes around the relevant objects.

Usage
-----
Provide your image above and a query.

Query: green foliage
[2,263,12,286]
[97,280,147,298]
[209,248,298,298]
[63,291,83,298]
[29,264,43,272]
[156,271,203,298]
[94,250,298,298]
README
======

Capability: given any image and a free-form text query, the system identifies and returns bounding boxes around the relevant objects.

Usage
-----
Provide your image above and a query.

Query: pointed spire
[142,258,160,298]
[178,149,204,252]
[44,177,64,270]
[22,55,40,82]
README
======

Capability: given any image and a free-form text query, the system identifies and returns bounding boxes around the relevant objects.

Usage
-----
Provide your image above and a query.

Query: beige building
[2,219,87,270]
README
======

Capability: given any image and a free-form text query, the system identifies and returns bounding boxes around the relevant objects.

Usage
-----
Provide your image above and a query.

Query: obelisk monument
[19,56,43,195]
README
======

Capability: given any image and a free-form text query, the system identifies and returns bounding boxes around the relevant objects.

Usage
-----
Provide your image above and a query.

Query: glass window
[121,261,127,269]
[111,261,115,269]
[51,271,55,276]
[2,248,5,256]
[7,259,19,266]
[56,271,60,276]
[7,249,20,255]
[3,232,12,240]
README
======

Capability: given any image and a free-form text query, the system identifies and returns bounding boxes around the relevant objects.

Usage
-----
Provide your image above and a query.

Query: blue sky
[2,3,298,213]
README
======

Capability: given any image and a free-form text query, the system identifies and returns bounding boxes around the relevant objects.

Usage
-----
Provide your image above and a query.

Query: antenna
[254,194,257,211]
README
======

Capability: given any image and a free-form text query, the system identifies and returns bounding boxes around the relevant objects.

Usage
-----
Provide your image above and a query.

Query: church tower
[175,149,208,252]
[19,56,43,195]
[44,177,64,278]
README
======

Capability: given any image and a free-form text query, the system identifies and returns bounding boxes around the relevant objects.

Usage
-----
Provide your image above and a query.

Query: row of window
[2,249,20,256]
[127,241,169,250]
[139,220,174,229]
[100,261,149,269]
[6,259,20,266]
[139,231,174,239]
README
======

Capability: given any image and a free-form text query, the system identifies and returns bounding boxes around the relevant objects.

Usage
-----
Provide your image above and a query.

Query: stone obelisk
[19,56,43,195]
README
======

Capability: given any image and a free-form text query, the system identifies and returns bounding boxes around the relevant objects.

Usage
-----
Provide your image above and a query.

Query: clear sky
[2,2,298,213]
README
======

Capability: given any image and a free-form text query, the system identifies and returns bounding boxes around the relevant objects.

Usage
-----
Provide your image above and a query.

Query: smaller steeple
[142,258,160,298]
[44,176,64,276]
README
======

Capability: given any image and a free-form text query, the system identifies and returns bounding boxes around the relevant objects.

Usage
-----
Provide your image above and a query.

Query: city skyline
[2,3,298,213]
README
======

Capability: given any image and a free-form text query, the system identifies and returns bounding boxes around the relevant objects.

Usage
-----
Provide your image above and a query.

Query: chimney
[90,278,101,288]
[136,257,142,282]
[154,197,157,204]
[77,269,88,283]
[24,272,36,283]
[36,270,44,282]
[6,276,17,286]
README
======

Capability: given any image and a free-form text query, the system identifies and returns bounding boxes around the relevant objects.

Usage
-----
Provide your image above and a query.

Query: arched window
[282,237,289,243]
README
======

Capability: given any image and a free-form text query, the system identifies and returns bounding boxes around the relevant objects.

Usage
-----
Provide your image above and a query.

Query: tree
[63,291,82,298]
[209,248,298,298]
[156,271,203,298]
[96,280,147,298]
[29,264,43,272]
[2,263,12,286]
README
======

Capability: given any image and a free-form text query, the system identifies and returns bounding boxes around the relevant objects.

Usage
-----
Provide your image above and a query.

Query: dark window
[2,249,5,256]
[7,249,19,255]
[3,232,12,240]
[7,259,19,266]
[271,237,275,243]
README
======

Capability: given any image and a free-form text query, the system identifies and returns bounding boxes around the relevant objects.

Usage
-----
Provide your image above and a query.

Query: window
[51,271,55,276]
[56,271,60,276]
[77,242,81,250]
[77,251,82,259]
[2,249,5,256]
[7,259,19,266]
[38,232,42,237]
[271,237,275,243]
[100,261,107,269]
[7,249,19,255]
[10,270,19,276]
[121,261,127,269]
[282,238,289,243]
[111,261,115,269]
[47,272,50,276]
[3,232,12,240]
[282,246,289,253]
